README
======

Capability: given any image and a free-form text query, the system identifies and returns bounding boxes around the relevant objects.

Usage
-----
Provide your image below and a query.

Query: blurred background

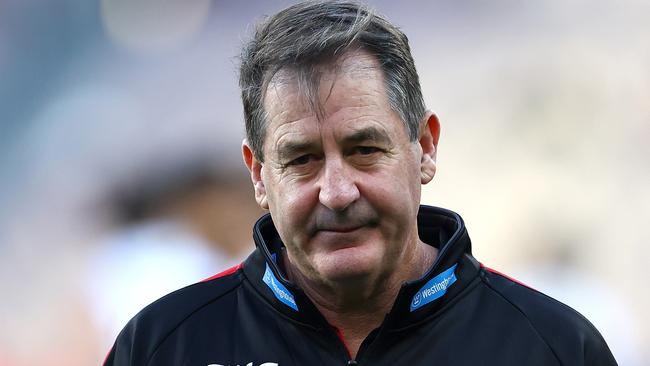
[1,0,648,364]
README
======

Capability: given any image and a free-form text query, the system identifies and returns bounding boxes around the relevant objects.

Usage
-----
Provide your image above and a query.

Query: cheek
[366,157,421,203]
[265,173,319,237]
[358,158,422,233]
[396,153,423,203]
[268,176,313,211]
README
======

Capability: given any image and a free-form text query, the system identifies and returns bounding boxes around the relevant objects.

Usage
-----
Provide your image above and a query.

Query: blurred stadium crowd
[0,0,648,365]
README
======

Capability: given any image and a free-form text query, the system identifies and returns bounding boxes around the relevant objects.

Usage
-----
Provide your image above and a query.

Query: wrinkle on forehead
[272,119,321,155]
[264,49,382,123]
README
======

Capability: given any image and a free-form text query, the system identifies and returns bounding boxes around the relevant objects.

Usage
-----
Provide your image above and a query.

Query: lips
[314,217,374,234]
[316,225,364,233]
[310,202,380,236]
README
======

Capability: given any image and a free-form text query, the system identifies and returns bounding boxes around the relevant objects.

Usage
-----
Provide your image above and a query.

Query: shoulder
[479,265,617,366]
[104,264,244,366]
[132,263,244,332]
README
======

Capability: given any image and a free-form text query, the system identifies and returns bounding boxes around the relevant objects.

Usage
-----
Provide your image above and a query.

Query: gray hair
[239,0,426,161]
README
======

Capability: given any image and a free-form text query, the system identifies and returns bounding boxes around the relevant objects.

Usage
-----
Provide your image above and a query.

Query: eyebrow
[276,140,315,161]
[343,126,392,146]
[275,126,392,160]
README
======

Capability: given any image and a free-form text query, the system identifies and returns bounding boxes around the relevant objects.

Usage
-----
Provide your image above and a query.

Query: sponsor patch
[410,263,458,312]
[262,263,298,311]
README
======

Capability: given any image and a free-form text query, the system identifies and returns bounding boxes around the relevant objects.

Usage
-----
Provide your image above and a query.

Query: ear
[419,111,440,184]
[242,139,269,209]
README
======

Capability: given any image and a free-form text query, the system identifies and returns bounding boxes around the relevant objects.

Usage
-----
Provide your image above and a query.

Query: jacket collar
[242,205,481,330]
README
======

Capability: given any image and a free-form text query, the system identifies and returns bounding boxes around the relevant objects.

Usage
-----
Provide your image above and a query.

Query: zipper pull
[347,361,358,366]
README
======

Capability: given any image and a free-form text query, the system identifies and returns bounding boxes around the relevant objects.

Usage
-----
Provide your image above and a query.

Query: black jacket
[105,206,617,366]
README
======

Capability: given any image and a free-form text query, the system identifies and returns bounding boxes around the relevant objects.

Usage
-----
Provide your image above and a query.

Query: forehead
[262,50,405,147]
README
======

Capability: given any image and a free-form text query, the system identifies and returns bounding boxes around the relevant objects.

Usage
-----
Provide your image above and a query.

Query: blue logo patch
[410,263,458,312]
[263,263,298,311]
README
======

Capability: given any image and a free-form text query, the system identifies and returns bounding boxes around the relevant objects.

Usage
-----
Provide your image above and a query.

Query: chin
[314,245,382,283]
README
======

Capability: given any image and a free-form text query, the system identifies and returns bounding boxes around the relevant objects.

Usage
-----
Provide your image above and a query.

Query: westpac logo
[207,363,278,366]
[410,263,458,312]
[262,263,298,311]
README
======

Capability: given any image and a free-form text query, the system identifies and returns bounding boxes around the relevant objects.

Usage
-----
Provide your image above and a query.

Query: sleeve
[580,327,618,366]
[483,269,619,365]
[530,295,618,365]
[101,272,242,365]
[103,321,149,366]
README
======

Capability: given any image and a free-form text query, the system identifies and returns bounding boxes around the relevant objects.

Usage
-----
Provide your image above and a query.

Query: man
[105,1,617,365]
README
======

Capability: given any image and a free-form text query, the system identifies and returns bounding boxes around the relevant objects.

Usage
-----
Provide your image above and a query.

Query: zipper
[329,325,356,365]
[352,327,381,365]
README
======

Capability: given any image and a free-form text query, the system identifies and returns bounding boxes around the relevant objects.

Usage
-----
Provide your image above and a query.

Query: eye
[354,146,381,155]
[287,154,315,166]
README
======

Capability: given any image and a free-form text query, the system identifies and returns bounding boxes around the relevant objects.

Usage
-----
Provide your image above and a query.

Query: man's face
[244,50,438,287]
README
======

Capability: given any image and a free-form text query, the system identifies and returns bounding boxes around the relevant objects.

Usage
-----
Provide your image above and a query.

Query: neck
[284,240,437,359]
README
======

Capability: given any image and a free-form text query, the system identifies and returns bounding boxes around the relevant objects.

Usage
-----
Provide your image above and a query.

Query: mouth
[312,225,368,251]
[316,225,364,234]
[311,206,380,237]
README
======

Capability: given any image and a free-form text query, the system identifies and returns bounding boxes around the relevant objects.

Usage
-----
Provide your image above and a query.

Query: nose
[318,157,360,212]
